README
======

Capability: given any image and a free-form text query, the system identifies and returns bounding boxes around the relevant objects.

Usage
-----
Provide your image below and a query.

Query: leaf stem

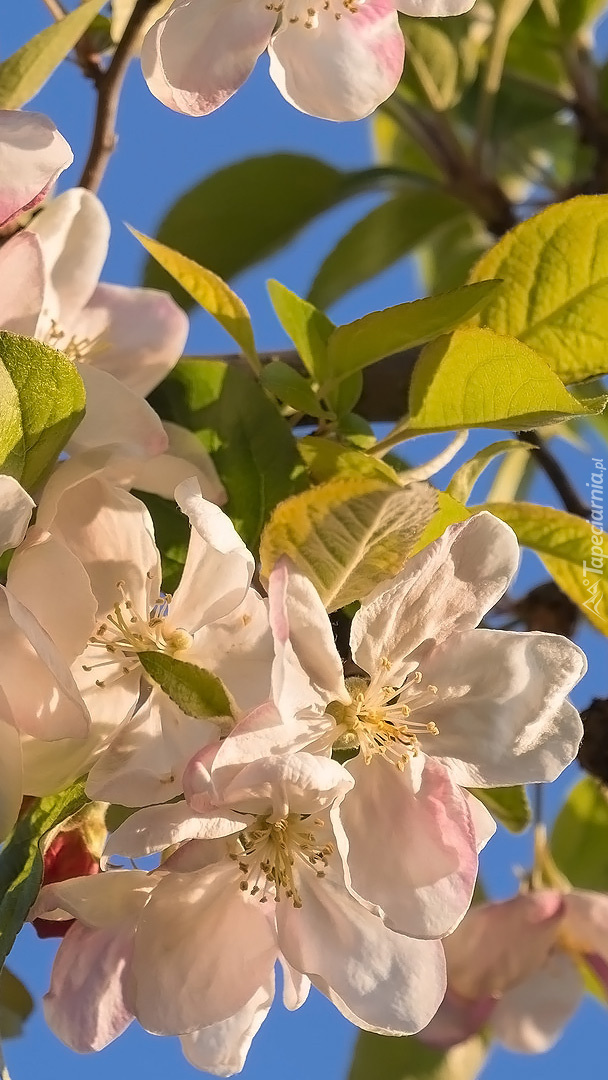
[79,0,160,192]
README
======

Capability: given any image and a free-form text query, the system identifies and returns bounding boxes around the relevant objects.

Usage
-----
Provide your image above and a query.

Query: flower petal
[71,364,169,458]
[564,889,608,965]
[141,0,274,115]
[396,2,476,13]
[31,868,154,927]
[269,0,404,121]
[130,421,226,505]
[351,513,519,683]
[491,951,582,1053]
[0,232,45,336]
[335,754,478,938]
[0,110,72,228]
[420,629,585,786]
[188,591,274,713]
[0,711,23,840]
[0,474,34,555]
[103,800,245,865]
[221,751,353,818]
[181,978,274,1078]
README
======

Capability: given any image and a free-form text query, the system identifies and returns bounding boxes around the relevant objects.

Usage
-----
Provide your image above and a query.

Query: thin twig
[517,431,589,518]
[79,0,159,192]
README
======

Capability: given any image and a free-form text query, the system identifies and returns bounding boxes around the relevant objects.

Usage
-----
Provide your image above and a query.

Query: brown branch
[516,431,589,518]
[79,0,160,192]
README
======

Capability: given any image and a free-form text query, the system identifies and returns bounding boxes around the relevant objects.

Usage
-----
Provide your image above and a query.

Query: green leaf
[551,778,608,890]
[468,195,608,384]
[0,968,33,1039]
[267,280,334,380]
[447,439,535,504]
[0,0,105,108]
[0,332,86,491]
[326,283,499,384]
[556,0,606,34]
[139,653,233,721]
[142,155,354,304]
[348,1031,488,1080]
[478,502,608,634]
[261,361,326,418]
[412,491,471,554]
[260,477,437,612]
[129,229,257,367]
[308,190,463,311]
[298,436,401,486]
[419,213,491,297]
[148,359,306,549]
[407,328,607,435]
[0,780,88,968]
[469,786,531,833]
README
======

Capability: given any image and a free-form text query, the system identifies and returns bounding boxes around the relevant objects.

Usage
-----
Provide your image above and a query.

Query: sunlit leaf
[469,786,531,833]
[447,440,535,504]
[551,778,608,890]
[139,654,233,721]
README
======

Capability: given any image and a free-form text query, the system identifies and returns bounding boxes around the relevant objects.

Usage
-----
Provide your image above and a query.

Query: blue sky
[4,3,607,1078]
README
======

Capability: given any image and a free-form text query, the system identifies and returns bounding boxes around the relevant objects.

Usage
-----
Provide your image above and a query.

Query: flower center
[232,813,333,908]
[270,0,364,30]
[329,661,440,770]
[83,580,193,688]
[46,319,106,364]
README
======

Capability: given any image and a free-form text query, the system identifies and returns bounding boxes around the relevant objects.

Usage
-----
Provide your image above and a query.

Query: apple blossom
[420,888,608,1054]
[0,186,188,456]
[268,512,586,939]
[8,474,271,804]
[142,0,477,123]
[0,110,72,229]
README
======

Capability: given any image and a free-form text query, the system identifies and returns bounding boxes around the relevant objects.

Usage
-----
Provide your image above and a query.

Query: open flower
[8,474,271,805]
[0,110,72,229]
[0,475,90,837]
[421,888,608,1053]
[142,0,476,122]
[268,512,585,939]
[0,186,188,456]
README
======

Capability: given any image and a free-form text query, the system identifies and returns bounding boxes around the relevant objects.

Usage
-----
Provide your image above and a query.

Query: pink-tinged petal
[181,979,274,1077]
[73,282,188,397]
[8,527,97,661]
[443,892,564,1000]
[130,864,278,1034]
[44,924,134,1052]
[268,559,347,714]
[103,800,245,866]
[269,0,404,121]
[351,513,519,683]
[31,868,154,927]
[0,232,44,336]
[221,751,353,818]
[420,629,586,787]
[419,988,496,1050]
[463,790,496,852]
[171,478,254,630]
[130,420,226,505]
[0,475,34,555]
[335,754,478,938]
[28,187,109,324]
[397,1,476,14]
[564,889,608,966]
[277,862,447,1034]
[0,110,72,228]
[70,364,169,458]
[86,688,217,807]
[0,586,89,740]
[0,710,23,840]
[141,0,275,116]
[492,950,582,1053]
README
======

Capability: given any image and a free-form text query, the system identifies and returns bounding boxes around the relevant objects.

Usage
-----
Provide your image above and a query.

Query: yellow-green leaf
[349,1030,488,1080]
[260,477,437,612]
[469,195,608,384]
[267,280,333,381]
[551,778,608,890]
[413,492,471,553]
[326,282,499,383]
[469,786,531,833]
[407,328,607,434]
[0,968,33,1039]
[477,502,608,634]
[129,229,257,366]
[139,654,233,722]
[0,0,105,109]
[447,439,535,504]
[298,436,401,486]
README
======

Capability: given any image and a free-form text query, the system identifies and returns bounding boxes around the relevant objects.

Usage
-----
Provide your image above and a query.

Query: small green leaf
[139,653,233,721]
[407,328,607,435]
[267,280,334,380]
[469,195,608,384]
[0,0,105,108]
[134,490,189,595]
[469,786,531,833]
[477,502,608,634]
[129,229,257,367]
[551,778,608,890]
[260,477,437,612]
[0,332,86,491]
[149,359,306,549]
[0,968,34,1039]
[261,361,326,417]
[348,1031,488,1080]
[412,492,471,555]
[298,436,401,486]
[326,283,499,383]
[447,440,535,504]
[0,780,88,968]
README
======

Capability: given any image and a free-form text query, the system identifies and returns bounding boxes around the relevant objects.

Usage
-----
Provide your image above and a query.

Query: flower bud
[33,805,106,940]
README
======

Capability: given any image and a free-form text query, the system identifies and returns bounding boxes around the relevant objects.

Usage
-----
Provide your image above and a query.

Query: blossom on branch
[0,110,72,229]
